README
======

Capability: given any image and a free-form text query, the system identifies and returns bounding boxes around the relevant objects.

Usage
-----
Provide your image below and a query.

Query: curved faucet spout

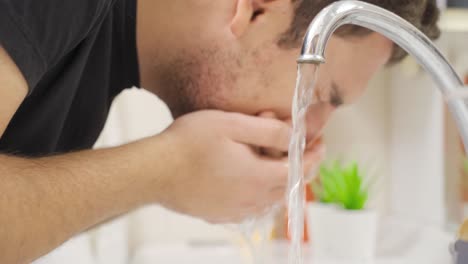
[298,0,468,151]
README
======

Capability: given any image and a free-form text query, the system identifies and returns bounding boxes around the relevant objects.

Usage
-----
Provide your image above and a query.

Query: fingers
[263,149,323,195]
[240,191,284,220]
[227,113,291,152]
[269,185,287,202]
[249,159,288,210]
[258,112,288,158]
[253,157,286,194]
[233,145,323,223]
[254,135,324,189]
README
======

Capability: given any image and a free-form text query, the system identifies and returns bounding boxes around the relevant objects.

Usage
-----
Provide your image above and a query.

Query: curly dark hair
[279,0,441,63]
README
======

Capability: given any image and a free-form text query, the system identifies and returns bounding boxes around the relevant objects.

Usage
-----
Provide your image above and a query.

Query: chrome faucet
[298,0,468,151]
[298,1,468,262]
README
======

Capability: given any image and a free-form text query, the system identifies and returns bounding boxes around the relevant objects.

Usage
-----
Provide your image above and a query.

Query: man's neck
[135,0,173,94]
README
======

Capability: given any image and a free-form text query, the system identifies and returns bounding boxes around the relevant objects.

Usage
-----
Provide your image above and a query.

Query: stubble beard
[155,47,239,119]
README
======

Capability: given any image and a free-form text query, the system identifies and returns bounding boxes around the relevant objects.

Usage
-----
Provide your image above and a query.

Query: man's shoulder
[0,0,121,90]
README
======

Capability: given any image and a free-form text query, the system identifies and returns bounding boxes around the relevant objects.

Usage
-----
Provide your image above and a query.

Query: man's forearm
[0,136,170,263]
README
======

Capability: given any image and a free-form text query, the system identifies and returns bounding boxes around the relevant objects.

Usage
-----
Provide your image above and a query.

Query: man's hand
[155,110,324,223]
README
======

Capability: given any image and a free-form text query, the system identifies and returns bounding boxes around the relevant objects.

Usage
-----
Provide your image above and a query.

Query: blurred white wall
[323,71,391,212]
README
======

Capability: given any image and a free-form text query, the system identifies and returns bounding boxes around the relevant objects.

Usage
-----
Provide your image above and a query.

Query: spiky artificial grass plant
[312,160,369,210]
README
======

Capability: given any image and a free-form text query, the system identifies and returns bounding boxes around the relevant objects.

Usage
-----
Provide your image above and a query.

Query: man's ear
[230,0,265,38]
[230,0,291,38]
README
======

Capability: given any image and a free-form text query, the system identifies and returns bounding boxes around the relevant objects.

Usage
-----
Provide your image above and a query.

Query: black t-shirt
[0,0,140,156]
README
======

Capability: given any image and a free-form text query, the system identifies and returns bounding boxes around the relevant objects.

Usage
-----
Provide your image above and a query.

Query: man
[0,0,439,262]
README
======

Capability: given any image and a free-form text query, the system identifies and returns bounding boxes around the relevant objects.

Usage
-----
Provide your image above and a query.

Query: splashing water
[238,219,259,264]
[236,206,279,264]
[288,64,320,264]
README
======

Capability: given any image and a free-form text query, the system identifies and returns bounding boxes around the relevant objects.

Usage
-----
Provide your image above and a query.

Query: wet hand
[158,110,293,223]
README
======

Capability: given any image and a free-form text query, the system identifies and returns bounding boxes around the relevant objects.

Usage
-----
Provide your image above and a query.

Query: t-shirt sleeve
[0,0,113,93]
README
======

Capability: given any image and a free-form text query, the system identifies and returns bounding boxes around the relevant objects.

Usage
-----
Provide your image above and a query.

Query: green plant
[312,160,369,210]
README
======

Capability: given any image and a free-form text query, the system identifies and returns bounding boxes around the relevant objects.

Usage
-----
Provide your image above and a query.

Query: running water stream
[287,64,319,264]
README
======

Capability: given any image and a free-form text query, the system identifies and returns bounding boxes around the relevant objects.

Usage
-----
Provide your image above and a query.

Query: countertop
[132,218,455,264]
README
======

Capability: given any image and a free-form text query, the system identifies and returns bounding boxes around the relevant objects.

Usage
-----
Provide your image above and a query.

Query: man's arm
[0,47,322,263]
[0,139,170,263]
[0,46,168,263]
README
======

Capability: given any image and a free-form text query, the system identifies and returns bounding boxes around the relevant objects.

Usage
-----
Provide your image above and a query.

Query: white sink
[132,218,455,264]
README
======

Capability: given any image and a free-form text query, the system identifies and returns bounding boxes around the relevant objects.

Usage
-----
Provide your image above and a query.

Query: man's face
[160,38,392,143]
[148,1,393,141]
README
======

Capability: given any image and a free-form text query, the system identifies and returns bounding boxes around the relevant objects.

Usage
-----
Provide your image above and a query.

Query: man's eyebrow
[329,82,344,107]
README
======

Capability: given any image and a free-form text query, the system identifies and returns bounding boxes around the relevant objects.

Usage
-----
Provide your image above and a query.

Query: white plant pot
[307,203,378,262]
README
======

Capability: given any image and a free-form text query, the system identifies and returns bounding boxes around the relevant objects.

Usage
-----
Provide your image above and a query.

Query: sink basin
[131,218,454,264]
